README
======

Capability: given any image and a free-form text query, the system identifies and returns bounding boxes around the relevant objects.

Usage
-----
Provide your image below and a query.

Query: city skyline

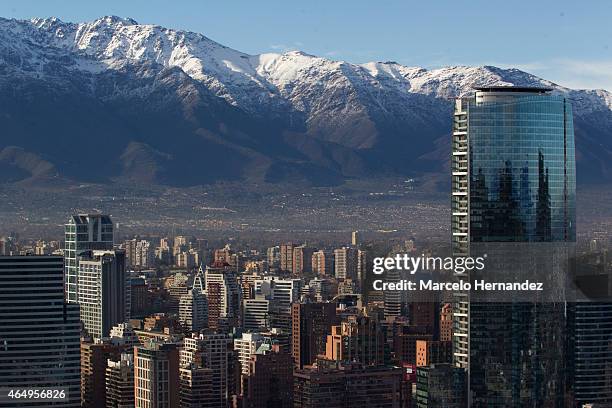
[0,4,611,406]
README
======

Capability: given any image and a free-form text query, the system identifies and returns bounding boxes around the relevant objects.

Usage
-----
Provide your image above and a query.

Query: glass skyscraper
[0,256,81,407]
[451,87,576,407]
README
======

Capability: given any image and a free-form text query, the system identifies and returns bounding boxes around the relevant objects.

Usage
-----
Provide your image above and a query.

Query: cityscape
[1,2,612,408]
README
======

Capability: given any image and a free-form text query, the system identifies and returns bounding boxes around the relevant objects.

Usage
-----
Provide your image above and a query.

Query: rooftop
[474,86,553,93]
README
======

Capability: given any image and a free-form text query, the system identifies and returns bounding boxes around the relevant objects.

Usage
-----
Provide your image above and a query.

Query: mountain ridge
[1,16,612,188]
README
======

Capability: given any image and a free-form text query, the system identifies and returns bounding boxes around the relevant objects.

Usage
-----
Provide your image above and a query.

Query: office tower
[567,301,612,406]
[134,341,180,408]
[243,298,270,331]
[292,302,339,368]
[334,247,357,280]
[0,256,81,407]
[182,333,231,408]
[80,339,123,408]
[351,230,359,246]
[293,245,315,276]
[124,239,153,269]
[415,364,467,408]
[266,246,280,269]
[383,268,403,318]
[241,343,293,408]
[106,354,135,408]
[293,362,404,408]
[324,312,386,366]
[78,250,129,339]
[393,324,433,365]
[279,243,294,273]
[452,87,575,406]
[311,250,333,276]
[256,277,302,332]
[130,277,148,317]
[179,289,209,332]
[234,333,265,375]
[205,266,241,330]
[415,340,452,367]
[64,214,114,302]
[439,303,452,342]
[179,364,214,408]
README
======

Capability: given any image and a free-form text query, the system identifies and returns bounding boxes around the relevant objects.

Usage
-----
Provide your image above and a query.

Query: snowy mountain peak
[1,16,612,186]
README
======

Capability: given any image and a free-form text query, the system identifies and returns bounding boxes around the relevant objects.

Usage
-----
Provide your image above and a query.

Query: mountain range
[1,15,611,188]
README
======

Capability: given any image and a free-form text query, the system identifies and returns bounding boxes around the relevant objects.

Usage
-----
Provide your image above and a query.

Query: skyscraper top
[68,214,113,224]
[473,86,553,93]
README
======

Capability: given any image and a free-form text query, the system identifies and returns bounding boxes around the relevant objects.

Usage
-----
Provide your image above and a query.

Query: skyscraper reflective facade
[452,87,576,407]
[0,256,81,407]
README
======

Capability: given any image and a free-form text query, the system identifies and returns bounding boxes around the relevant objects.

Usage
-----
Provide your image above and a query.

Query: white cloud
[501,59,612,91]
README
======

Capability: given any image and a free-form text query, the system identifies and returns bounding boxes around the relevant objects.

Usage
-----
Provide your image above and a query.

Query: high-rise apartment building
[181,333,231,407]
[415,340,452,367]
[179,364,214,408]
[205,266,241,330]
[123,239,154,269]
[0,256,81,407]
[452,87,576,406]
[234,333,265,375]
[292,245,315,276]
[134,341,180,408]
[293,362,405,408]
[80,339,123,408]
[105,354,135,408]
[324,313,386,366]
[64,214,114,303]
[311,250,333,276]
[78,250,129,339]
[279,243,294,273]
[439,303,452,342]
[241,343,293,408]
[292,302,339,369]
[334,247,357,280]
[255,277,302,332]
[266,246,280,270]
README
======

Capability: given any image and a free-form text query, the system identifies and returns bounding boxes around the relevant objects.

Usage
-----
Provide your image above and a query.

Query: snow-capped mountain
[1,16,611,187]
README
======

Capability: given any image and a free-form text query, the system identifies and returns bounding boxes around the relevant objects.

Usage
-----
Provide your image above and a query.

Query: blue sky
[1,0,611,90]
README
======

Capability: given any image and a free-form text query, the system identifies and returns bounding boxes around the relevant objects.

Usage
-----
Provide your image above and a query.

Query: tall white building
[234,333,265,375]
[181,333,230,407]
[334,247,357,280]
[124,239,154,269]
[0,256,81,407]
[179,289,208,332]
[64,214,114,303]
[77,250,129,339]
